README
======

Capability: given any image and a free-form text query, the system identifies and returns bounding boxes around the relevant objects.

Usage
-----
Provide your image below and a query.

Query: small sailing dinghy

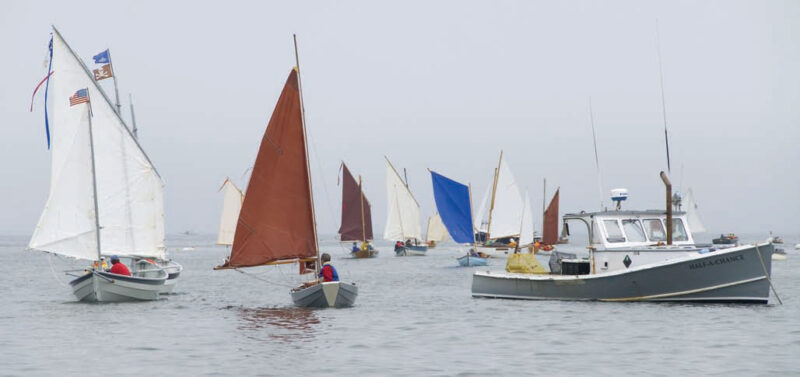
[29,27,172,301]
[474,151,524,258]
[385,157,426,256]
[216,177,244,247]
[215,37,357,308]
[429,171,487,267]
[424,213,449,248]
[338,162,377,258]
[538,188,560,253]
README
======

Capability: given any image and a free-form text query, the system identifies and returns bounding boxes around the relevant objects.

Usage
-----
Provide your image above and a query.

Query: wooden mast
[293,34,320,274]
[486,150,503,240]
[359,175,366,243]
[85,92,102,263]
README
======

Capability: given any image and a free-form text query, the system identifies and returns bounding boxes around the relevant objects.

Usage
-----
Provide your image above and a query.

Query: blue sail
[430,171,474,244]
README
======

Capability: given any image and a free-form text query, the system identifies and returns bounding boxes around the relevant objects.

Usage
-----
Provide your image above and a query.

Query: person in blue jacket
[319,253,339,282]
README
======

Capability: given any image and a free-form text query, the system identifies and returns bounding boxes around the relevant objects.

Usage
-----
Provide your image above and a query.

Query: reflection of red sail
[542,189,559,245]
[221,69,317,268]
[338,163,373,241]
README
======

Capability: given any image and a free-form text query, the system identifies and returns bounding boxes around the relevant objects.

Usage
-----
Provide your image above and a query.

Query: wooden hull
[351,249,378,258]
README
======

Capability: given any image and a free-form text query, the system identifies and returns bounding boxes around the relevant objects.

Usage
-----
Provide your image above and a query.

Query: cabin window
[603,220,625,243]
[644,219,666,241]
[622,220,646,242]
[672,218,689,241]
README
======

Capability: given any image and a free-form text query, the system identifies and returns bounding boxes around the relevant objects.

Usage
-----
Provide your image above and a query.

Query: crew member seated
[351,242,360,253]
[107,255,131,276]
[318,253,339,282]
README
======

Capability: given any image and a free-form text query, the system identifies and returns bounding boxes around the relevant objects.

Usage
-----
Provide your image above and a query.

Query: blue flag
[93,49,109,64]
[430,171,474,244]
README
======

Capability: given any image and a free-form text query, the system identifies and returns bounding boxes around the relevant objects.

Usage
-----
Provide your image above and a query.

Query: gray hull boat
[291,281,358,308]
[472,243,774,304]
[70,269,168,302]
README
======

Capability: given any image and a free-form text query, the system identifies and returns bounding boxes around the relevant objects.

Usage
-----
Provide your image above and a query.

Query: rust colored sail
[338,163,373,241]
[542,189,560,245]
[220,69,317,268]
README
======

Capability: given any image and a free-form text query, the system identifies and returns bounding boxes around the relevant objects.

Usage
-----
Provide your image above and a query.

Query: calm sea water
[1,233,798,376]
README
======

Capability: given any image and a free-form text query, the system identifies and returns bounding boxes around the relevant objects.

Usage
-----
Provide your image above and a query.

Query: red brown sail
[338,163,373,242]
[219,69,317,268]
[542,189,560,245]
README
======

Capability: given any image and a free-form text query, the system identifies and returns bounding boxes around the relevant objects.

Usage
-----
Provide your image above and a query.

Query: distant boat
[216,177,244,247]
[430,170,487,267]
[338,162,377,258]
[29,27,177,301]
[424,213,449,248]
[712,233,739,246]
[215,38,357,308]
[473,151,524,258]
[384,157,426,256]
[541,188,561,249]
[772,248,787,261]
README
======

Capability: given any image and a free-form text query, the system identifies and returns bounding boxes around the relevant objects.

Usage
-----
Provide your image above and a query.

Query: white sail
[217,178,244,245]
[473,176,492,233]
[487,156,523,239]
[683,188,706,233]
[519,191,534,245]
[425,213,449,242]
[29,28,165,260]
[383,158,421,240]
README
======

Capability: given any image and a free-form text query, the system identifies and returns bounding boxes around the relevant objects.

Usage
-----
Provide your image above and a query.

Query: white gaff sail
[683,188,706,233]
[217,178,244,245]
[29,29,166,260]
[383,158,421,241]
[519,191,534,245]
[473,175,492,233]
[487,157,523,239]
[426,213,449,242]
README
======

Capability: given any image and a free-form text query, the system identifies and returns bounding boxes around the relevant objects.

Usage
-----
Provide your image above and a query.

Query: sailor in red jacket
[318,253,339,282]
[107,255,131,276]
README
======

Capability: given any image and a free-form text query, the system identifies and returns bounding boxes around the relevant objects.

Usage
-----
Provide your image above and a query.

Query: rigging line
[589,98,604,210]
[753,243,782,305]
[47,253,70,287]
[655,19,671,174]
[307,132,337,238]
[234,268,294,288]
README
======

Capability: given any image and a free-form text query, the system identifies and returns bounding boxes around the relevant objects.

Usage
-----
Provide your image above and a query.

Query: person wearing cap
[107,255,131,276]
[318,253,339,282]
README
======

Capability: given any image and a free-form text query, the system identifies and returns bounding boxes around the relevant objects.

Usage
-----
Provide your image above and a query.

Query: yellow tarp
[506,253,548,274]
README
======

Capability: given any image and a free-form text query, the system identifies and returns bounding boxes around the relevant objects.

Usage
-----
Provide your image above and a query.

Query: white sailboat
[424,213,449,248]
[29,27,174,301]
[682,188,706,234]
[475,151,524,258]
[384,157,425,256]
[216,177,244,246]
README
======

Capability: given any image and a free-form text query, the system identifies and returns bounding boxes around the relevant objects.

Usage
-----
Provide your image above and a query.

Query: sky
[1,0,798,238]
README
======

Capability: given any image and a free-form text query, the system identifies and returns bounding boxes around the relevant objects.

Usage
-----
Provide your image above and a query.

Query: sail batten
[223,69,317,268]
[383,158,421,240]
[339,163,373,241]
[30,28,165,260]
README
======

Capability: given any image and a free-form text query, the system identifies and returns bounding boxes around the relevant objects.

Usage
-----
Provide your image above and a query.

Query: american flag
[69,89,89,106]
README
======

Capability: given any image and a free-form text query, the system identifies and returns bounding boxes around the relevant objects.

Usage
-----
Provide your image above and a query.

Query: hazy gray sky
[1,1,798,238]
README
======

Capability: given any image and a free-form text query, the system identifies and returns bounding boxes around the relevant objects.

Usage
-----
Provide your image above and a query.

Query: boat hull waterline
[69,270,168,302]
[291,281,358,308]
[472,243,774,304]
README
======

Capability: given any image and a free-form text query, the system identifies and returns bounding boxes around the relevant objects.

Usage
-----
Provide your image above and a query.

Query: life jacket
[319,262,339,282]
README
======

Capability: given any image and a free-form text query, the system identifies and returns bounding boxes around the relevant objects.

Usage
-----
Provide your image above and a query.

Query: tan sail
[217,69,317,268]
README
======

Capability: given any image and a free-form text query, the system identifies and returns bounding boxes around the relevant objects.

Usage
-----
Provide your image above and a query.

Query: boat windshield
[672,218,688,241]
[622,220,646,242]
[643,219,665,241]
[603,220,625,243]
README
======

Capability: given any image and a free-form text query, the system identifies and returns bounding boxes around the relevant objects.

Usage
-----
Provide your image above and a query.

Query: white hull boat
[291,281,358,308]
[473,243,774,304]
[70,269,168,302]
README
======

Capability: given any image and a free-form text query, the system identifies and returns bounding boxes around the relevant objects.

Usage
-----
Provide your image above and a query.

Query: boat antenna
[588,98,604,210]
[655,19,671,175]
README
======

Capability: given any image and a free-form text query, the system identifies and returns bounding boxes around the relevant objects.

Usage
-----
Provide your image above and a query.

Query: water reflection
[236,306,319,342]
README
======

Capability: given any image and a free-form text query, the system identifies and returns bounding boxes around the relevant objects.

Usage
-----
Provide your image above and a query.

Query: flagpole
[107,49,122,115]
[129,93,138,140]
